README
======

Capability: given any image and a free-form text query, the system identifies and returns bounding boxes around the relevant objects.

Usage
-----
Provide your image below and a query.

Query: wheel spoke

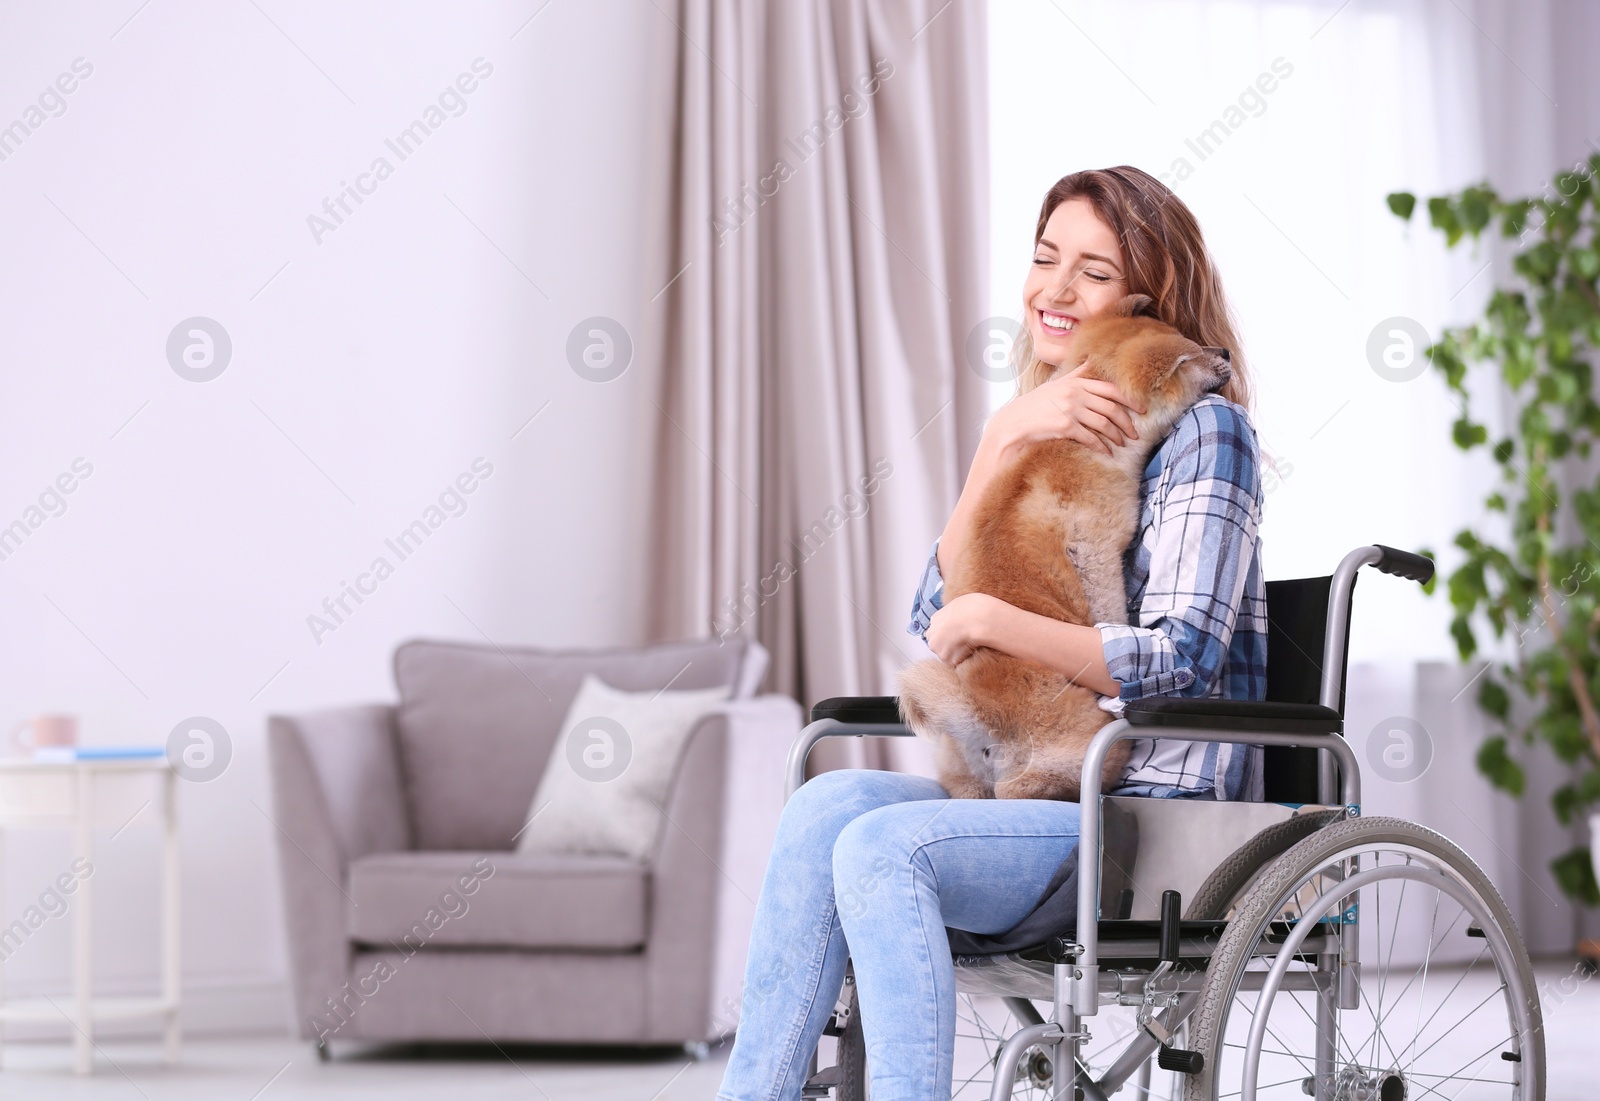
[1418,1029,1514,1086]
[951,1055,999,1099]
[1273,977,1365,1071]
[1225,986,1328,1083]
[1357,891,1477,1072]
[1083,1013,1138,1066]
[1223,1041,1325,1061]
[1401,990,1509,1079]
[1219,1072,1317,1098]
[1401,974,1504,1074]
[1399,887,1443,1070]
[1367,858,1407,1073]
[1198,836,1534,1101]
[1399,1035,1508,1101]
[1361,905,1470,1050]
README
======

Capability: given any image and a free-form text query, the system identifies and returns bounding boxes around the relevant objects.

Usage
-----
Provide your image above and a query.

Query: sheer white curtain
[639,0,991,777]
[989,0,1600,953]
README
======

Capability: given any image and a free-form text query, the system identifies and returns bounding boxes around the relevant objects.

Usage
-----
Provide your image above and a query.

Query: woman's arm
[923,591,1118,696]
[928,399,1262,705]
[937,364,1147,578]
[935,443,1007,579]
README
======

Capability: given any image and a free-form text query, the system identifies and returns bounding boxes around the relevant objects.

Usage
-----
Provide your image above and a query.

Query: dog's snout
[1198,346,1233,394]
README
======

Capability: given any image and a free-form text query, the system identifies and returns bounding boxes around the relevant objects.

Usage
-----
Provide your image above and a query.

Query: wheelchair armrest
[788,699,916,800]
[1122,696,1342,735]
[808,695,903,724]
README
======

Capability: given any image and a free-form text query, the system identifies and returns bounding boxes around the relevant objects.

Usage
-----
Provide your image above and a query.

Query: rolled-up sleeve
[907,537,946,642]
[1095,404,1263,703]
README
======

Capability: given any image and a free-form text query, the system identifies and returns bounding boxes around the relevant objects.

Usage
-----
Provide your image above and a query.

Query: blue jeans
[715,768,1082,1101]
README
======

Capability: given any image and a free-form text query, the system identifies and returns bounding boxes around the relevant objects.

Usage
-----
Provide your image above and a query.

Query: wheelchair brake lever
[1137,888,1183,1014]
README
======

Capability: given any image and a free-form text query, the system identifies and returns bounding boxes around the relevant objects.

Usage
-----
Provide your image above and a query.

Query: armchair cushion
[392,636,767,850]
[515,673,732,860]
[346,850,650,951]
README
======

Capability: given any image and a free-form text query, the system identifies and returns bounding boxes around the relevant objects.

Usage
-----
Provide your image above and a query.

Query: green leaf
[1554,770,1600,830]
[1514,241,1561,283]
[1573,246,1600,282]
[1537,709,1589,765]
[1554,782,1583,825]
[1476,734,1525,795]
[1550,848,1600,906]
[1459,186,1494,236]
[1555,170,1592,205]
[1447,558,1487,613]
[1429,196,1464,246]
[1452,417,1488,449]
[1478,676,1510,720]
[1427,339,1468,391]
[1417,546,1437,595]
[1501,199,1534,237]
[1386,191,1417,221]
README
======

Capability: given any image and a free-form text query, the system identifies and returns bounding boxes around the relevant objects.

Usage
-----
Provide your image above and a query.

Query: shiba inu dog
[898,294,1233,800]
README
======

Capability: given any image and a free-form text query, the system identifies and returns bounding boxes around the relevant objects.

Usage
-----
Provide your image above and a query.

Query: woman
[715,166,1268,1101]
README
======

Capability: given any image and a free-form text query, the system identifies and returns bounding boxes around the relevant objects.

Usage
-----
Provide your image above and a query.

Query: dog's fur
[897,295,1232,801]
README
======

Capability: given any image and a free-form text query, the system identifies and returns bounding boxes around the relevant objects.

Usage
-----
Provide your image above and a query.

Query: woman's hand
[985,361,1147,459]
[925,593,1009,667]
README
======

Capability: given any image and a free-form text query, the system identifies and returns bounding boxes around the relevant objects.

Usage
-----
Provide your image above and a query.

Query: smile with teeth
[1039,310,1076,335]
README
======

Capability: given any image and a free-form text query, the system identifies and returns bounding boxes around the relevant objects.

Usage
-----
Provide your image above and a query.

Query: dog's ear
[1111,294,1157,318]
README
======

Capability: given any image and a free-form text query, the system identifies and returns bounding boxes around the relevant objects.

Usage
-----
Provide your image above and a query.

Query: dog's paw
[995,769,1077,802]
[940,772,993,800]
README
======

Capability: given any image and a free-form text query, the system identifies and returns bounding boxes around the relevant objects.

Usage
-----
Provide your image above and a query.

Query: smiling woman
[1011,168,1252,414]
[720,165,1269,1101]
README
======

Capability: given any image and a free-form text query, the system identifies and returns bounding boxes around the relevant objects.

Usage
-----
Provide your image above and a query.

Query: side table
[0,757,179,1074]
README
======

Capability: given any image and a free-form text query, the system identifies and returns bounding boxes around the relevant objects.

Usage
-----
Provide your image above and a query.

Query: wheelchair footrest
[801,1066,841,1098]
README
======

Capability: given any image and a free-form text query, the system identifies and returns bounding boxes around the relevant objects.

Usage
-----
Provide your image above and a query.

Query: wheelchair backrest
[1261,574,1357,803]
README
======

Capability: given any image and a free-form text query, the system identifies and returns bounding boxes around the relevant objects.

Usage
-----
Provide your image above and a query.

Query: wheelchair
[785,545,1544,1101]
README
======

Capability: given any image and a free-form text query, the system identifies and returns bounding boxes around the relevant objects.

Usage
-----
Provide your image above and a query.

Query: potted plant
[1388,161,1600,906]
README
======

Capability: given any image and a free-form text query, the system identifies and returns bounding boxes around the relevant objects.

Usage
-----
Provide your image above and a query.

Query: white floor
[0,1035,735,1101]
[1,959,1595,1099]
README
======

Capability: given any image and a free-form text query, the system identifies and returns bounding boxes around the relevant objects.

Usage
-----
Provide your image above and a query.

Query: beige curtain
[640,0,991,773]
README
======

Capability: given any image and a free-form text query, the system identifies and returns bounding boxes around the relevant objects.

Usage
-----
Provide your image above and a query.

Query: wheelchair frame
[783,545,1541,1101]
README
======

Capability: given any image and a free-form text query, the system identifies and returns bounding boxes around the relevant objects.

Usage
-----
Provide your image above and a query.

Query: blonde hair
[1012,166,1254,413]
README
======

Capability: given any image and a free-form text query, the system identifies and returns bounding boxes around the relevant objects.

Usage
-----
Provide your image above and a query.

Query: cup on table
[9,714,79,756]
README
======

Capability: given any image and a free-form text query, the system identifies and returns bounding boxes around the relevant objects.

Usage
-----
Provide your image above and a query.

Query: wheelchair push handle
[1371,543,1434,585]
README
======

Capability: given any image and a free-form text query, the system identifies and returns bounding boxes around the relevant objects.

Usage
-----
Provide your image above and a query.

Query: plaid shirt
[907,394,1268,801]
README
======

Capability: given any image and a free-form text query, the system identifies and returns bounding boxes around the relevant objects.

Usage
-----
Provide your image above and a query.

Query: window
[988,0,1497,663]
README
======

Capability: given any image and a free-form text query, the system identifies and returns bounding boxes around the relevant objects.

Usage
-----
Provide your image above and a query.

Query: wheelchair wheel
[833,986,1156,1101]
[1183,816,1543,1101]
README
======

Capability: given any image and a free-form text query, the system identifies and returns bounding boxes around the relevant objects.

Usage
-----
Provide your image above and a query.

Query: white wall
[0,1,668,1035]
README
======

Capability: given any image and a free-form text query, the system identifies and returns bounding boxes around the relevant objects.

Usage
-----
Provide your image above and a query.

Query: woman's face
[1022,197,1129,367]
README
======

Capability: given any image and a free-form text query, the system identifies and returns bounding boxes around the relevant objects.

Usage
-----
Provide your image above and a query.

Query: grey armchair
[266,635,797,1054]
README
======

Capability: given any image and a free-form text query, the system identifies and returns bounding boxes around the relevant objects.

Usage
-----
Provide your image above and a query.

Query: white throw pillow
[515,673,732,860]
